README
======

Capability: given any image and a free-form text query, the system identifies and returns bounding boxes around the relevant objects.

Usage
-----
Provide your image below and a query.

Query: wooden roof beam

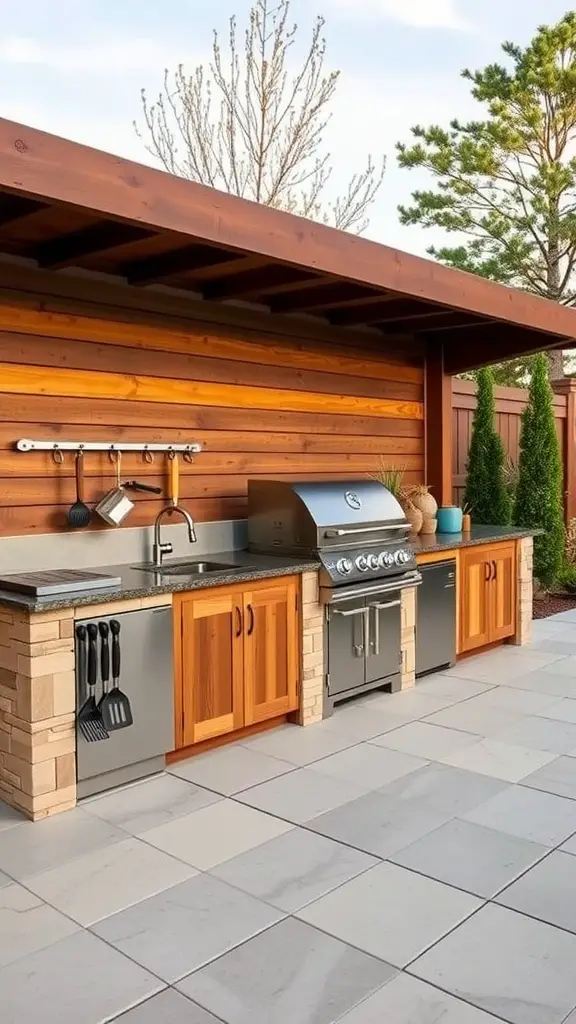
[31,220,156,269]
[0,193,48,227]
[202,264,321,300]
[122,243,239,285]
[330,297,444,327]
[443,325,573,375]
[391,312,490,334]
[270,282,383,313]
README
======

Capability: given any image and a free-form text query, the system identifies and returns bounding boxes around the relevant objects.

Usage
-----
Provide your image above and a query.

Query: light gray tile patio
[522,755,576,800]
[0,882,79,968]
[536,698,576,723]
[409,673,494,701]
[297,861,481,967]
[379,762,508,815]
[167,745,295,795]
[0,807,126,880]
[531,639,576,656]
[0,930,163,1024]
[139,797,293,869]
[0,871,11,888]
[24,836,197,925]
[316,705,411,741]
[210,827,377,911]
[0,801,26,832]
[539,655,576,676]
[503,670,576,697]
[93,873,283,983]
[371,721,481,759]
[310,742,427,790]
[425,702,526,737]
[457,686,560,716]
[410,902,576,1024]
[307,789,450,859]
[444,649,564,683]
[83,773,222,834]
[390,818,548,898]
[113,989,222,1023]
[177,917,396,1024]
[496,850,576,932]
[359,689,456,720]
[440,738,557,782]
[494,715,576,753]
[235,765,367,823]
[337,972,502,1023]
[464,785,576,846]
[242,723,356,766]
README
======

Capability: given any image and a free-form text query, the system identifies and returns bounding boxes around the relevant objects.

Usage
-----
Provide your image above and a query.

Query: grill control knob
[379,551,395,568]
[336,557,353,576]
[355,554,369,572]
[367,553,380,570]
[395,549,411,565]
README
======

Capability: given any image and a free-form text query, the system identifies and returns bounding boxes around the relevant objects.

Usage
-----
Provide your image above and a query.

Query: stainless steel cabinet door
[365,594,402,685]
[327,597,367,697]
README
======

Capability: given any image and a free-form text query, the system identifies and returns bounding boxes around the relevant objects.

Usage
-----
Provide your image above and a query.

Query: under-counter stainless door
[366,592,402,684]
[76,606,174,785]
[327,597,367,697]
[416,560,456,676]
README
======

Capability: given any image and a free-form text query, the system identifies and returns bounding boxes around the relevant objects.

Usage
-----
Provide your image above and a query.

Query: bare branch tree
[135,0,384,234]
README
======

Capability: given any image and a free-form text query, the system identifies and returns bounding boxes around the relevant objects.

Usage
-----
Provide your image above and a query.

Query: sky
[0,0,573,255]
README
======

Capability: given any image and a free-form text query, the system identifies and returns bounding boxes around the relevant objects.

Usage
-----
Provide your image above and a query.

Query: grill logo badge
[344,491,362,510]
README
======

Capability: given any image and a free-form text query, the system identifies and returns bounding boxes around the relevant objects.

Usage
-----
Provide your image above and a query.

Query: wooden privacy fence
[452,377,576,522]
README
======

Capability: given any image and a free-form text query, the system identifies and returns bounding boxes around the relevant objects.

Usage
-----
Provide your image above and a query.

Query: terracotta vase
[410,485,438,520]
[420,516,438,535]
[402,500,423,535]
[462,513,472,532]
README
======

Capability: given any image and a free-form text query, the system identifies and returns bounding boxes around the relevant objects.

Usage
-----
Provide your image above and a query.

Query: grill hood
[247,479,409,555]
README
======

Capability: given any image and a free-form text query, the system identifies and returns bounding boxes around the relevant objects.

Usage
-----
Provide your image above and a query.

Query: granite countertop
[0,551,321,613]
[412,524,539,556]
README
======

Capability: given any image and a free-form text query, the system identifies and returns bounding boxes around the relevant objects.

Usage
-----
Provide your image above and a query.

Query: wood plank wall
[0,282,425,537]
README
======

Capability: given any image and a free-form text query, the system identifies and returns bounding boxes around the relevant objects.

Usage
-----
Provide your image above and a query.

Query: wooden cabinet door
[179,590,244,745]
[490,543,517,641]
[243,577,299,725]
[459,547,491,653]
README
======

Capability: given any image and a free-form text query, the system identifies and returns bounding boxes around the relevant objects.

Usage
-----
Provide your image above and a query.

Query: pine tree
[516,353,564,587]
[464,367,512,525]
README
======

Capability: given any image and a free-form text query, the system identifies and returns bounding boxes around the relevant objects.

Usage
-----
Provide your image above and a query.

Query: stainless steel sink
[139,560,240,576]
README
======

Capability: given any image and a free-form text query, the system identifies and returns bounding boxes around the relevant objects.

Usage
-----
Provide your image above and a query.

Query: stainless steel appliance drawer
[75,606,174,798]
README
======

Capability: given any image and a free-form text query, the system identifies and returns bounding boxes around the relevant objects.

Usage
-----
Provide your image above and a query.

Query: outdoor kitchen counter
[412,524,539,557]
[0,551,321,613]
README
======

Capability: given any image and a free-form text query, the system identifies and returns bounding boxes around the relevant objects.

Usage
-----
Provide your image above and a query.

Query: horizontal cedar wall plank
[0,469,424,506]
[0,424,423,455]
[0,332,423,403]
[0,497,249,536]
[0,393,424,436]
[0,363,424,419]
[0,305,423,385]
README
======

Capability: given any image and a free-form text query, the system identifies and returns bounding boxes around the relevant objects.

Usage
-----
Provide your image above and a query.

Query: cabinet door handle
[247,604,255,636]
[235,606,243,638]
[492,560,497,582]
[485,561,491,582]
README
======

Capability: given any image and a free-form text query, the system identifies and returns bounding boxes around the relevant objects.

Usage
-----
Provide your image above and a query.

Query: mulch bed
[534,592,576,619]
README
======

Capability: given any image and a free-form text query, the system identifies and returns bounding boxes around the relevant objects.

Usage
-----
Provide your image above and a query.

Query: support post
[552,377,576,525]
[425,343,453,506]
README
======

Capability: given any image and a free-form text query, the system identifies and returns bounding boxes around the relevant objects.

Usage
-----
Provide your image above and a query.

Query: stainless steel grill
[247,479,422,706]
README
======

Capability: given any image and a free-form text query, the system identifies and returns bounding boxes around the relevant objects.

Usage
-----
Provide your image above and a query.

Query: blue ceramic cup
[437,506,463,533]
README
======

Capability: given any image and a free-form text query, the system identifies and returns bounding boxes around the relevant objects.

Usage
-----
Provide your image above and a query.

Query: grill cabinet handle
[247,604,255,636]
[369,599,401,656]
[332,605,370,656]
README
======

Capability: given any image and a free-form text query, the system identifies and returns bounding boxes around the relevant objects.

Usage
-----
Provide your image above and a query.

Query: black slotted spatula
[102,618,133,731]
[77,623,109,742]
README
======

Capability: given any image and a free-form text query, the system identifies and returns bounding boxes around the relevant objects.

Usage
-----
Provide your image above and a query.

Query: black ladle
[68,451,92,529]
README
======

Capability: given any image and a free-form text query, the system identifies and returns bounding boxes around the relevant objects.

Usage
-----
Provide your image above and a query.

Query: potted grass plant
[370,462,423,534]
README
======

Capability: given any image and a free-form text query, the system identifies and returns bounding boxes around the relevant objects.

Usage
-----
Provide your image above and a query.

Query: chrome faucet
[152,505,197,567]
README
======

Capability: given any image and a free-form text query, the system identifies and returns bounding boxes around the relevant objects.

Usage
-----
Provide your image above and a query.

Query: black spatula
[102,618,133,731]
[77,623,109,742]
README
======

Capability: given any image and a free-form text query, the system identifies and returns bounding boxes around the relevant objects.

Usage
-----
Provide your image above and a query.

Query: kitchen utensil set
[75,620,133,742]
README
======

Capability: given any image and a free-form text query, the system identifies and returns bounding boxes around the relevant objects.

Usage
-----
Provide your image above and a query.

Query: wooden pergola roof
[1,117,576,375]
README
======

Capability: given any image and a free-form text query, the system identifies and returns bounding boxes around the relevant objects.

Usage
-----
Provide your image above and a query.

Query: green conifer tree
[516,353,564,587]
[464,367,512,525]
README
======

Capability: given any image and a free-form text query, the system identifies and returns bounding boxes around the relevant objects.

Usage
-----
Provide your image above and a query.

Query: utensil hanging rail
[15,439,203,454]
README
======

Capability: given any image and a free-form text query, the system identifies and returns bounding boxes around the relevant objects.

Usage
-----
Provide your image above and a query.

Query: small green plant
[464,367,512,525]
[515,353,564,588]
[557,562,576,593]
[370,461,405,497]
[566,518,576,565]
